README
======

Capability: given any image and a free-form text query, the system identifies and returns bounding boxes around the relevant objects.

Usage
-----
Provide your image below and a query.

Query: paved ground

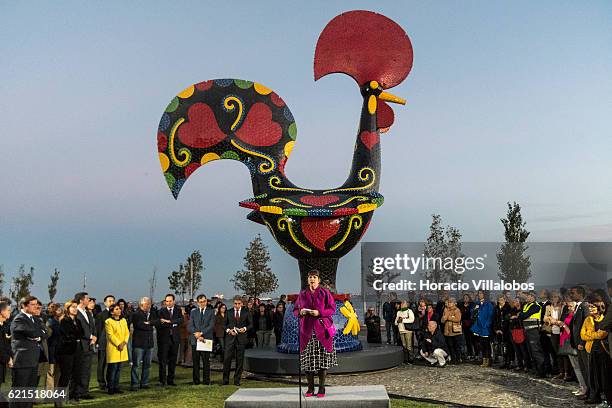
[203,348,585,407]
[324,363,585,408]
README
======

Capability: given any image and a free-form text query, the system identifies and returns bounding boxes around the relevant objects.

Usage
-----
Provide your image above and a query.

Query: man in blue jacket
[188,294,215,385]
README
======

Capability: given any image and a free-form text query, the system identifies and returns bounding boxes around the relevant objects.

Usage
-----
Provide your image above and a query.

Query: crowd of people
[0,291,288,407]
[0,280,610,407]
[365,279,612,407]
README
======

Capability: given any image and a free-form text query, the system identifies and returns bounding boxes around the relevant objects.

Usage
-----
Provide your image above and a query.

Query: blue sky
[1,2,611,303]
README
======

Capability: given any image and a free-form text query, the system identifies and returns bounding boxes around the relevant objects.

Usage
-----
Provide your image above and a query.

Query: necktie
[235,309,239,320]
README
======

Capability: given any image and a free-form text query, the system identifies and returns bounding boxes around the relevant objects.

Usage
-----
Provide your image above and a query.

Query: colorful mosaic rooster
[157,10,413,291]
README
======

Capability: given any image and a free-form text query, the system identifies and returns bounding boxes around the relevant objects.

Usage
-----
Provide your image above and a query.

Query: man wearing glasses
[188,294,214,385]
[222,296,253,386]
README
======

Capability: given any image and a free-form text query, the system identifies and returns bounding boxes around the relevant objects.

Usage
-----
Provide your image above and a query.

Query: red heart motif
[235,103,282,146]
[178,103,226,148]
[300,217,341,252]
[359,131,379,150]
[300,195,339,206]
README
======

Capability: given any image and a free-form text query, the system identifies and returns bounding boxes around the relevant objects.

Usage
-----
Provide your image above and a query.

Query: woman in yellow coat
[105,303,130,394]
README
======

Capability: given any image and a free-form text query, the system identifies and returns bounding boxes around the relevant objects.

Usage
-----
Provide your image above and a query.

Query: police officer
[517,292,547,378]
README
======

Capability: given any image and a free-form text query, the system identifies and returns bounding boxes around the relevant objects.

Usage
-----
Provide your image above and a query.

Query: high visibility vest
[523,302,541,320]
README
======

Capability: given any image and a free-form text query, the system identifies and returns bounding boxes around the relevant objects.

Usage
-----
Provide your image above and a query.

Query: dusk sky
[1,2,611,303]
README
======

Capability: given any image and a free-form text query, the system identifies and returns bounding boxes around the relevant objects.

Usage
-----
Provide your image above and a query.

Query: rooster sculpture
[157,10,413,292]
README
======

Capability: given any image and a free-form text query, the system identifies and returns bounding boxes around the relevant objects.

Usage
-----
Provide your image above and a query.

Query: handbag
[452,322,462,333]
[557,340,577,356]
[511,328,526,344]
[319,317,336,339]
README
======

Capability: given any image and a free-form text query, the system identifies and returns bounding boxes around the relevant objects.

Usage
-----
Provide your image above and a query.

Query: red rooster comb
[314,10,413,89]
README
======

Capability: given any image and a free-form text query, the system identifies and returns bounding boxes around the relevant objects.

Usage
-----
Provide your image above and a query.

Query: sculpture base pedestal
[245,342,403,375]
[224,385,390,408]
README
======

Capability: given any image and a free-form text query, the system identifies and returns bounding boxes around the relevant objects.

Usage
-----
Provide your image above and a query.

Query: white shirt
[77,306,89,323]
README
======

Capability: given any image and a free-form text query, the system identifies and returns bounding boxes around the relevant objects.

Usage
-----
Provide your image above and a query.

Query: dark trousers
[57,353,80,392]
[591,348,611,403]
[106,363,122,391]
[445,336,462,362]
[539,332,553,373]
[513,340,531,368]
[11,366,38,408]
[191,347,210,384]
[385,320,393,343]
[525,328,545,376]
[96,341,107,386]
[157,340,179,384]
[479,336,491,359]
[76,350,93,397]
[223,340,245,384]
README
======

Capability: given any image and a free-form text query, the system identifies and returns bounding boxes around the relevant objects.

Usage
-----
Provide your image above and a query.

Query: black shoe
[167,382,177,386]
[193,381,201,385]
[80,394,94,400]
[140,385,150,389]
[130,386,138,391]
[107,389,115,395]
[159,382,166,387]
[115,389,124,394]
[203,380,211,385]
[234,381,241,386]
[222,381,229,385]
[98,383,107,390]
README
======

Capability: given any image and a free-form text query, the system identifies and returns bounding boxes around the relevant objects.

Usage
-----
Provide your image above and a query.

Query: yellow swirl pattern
[330,215,362,251]
[277,217,312,253]
[269,197,312,208]
[323,167,376,194]
[269,176,314,194]
[169,118,191,167]
[230,139,275,173]
[328,196,369,208]
[223,96,243,131]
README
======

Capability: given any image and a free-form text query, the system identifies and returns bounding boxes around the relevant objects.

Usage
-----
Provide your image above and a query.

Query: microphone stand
[297,305,302,408]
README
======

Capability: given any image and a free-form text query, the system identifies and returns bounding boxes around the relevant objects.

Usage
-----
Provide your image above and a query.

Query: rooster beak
[379,91,406,105]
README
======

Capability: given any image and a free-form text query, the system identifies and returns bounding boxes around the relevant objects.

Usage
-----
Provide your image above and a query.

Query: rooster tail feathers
[157,79,297,198]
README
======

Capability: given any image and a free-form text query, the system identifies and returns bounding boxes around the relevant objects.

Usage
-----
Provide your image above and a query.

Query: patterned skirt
[300,331,338,372]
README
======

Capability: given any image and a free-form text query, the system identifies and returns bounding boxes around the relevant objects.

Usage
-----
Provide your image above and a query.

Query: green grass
[36,362,441,407]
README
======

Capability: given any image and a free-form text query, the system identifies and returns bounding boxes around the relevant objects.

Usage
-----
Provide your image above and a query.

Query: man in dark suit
[74,292,97,400]
[601,279,612,359]
[11,296,49,408]
[188,294,215,385]
[156,293,184,386]
[95,294,114,390]
[130,296,158,391]
[223,296,253,386]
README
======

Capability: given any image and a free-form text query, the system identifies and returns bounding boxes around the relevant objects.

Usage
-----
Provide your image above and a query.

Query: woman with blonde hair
[441,298,462,364]
[57,300,83,403]
[105,303,130,394]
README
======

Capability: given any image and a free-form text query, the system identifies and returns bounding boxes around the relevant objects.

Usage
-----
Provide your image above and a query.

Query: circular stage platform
[245,342,403,375]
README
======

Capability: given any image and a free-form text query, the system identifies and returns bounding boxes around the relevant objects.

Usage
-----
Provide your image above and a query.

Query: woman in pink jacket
[294,270,337,398]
